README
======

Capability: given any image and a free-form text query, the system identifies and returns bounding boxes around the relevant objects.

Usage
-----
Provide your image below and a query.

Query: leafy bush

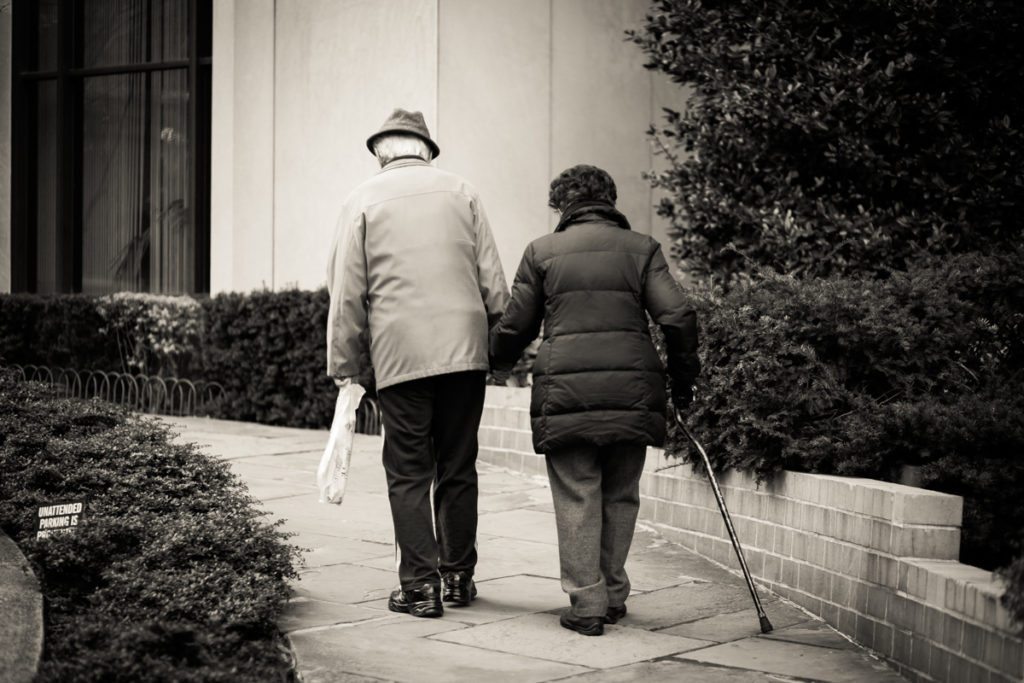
[0,289,365,429]
[1000,555,1024,634]
[670,249,1024,570]
[0,294,121,371]
[630,0,1024,282]
[97,292,203,377]
[0,371,302,681]
[198,289,360,428]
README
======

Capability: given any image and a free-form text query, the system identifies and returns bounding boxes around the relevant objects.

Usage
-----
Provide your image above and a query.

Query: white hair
[373,134,433,166]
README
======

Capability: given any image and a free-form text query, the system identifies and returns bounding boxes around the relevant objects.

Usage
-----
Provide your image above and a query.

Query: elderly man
[326,109,509,618]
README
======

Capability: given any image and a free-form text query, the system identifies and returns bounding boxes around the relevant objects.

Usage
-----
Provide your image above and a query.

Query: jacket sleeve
[471,196,510,329]
[642,243,700,389]
[326,205,369,379]
[489,242,543,371]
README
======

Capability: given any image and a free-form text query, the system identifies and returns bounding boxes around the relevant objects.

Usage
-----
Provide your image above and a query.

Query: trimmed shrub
[670,250,1024,571]
[630,0,1024,282]
[0,289,368,428]
[198,289,363,428]
[0,294,121,371]
[0,371,302,681]
[96,292,203,377]
[1000,555,1024,634]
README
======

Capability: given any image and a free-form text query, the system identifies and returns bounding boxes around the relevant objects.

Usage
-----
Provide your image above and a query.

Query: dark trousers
[377,371,485,589]
[545,442,647,617]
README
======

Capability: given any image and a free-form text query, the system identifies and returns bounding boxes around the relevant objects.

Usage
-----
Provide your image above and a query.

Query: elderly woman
[489,165,700,636]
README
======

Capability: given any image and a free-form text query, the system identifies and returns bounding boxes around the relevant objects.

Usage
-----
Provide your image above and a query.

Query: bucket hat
[366,108,440,159]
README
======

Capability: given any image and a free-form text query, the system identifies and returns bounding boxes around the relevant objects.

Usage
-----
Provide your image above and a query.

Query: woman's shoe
[442,571,477,606]
[388,584,443,618]
[605,604,627,624]
[559,609,604,636]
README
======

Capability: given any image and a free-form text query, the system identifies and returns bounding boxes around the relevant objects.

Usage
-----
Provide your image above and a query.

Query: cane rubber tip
[759,615,774,633]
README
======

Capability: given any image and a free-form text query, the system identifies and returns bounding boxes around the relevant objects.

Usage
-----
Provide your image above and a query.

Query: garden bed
[0,370,302,681]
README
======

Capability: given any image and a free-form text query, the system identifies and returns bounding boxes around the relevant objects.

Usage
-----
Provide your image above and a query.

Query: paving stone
[279,597,384,633]
[292,564,397,605]
[291,616,587,683]
[477,489,552,515]
[555,658,780,682]
[478,465,548,494]
[759,620,860,651]
[295,672,392,683]
[624,581,776,630]
[361,574,567,625]
[474,536,561,581]
[261,491,395,544]
[432,612,714,669]
[183,433,326,460]
[237,480,315,502]
[353,534,562,582]
[625,541,739,592]
[677,636,906,682]
[478,509,558,545]
[659,600,812,642]
[290,531,394,568]
[226,459,322,487]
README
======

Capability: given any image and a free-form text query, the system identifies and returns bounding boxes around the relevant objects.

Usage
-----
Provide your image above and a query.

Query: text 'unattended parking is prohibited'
[36,501,85,540]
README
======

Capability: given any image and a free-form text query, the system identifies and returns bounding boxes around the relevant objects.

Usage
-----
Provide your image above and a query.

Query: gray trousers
[545,442,647,617]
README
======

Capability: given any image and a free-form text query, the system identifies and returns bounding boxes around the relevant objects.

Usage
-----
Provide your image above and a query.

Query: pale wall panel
[209,0,236,293]
[651,74,693,261]
[209,0,276,293]
[273,0,437,290]
[551,0,653,236]
[0,1,11,292]
[438,0,551,283]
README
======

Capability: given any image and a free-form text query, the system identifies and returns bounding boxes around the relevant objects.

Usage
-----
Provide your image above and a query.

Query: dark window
[12,0,212,294]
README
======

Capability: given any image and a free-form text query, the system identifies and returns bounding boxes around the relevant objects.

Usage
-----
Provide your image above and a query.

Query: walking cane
[673,409,774,633]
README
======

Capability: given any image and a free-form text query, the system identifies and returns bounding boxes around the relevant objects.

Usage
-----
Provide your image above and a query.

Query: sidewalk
[166,416,906,683]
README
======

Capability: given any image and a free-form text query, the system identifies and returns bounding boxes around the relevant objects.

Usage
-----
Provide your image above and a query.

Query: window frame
[11,0,211,294]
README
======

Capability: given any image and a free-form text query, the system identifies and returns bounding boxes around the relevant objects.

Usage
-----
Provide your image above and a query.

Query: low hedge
[0,290,346,428]
[658,249,1023,626]
[0,294,121,371]
[0,371,302,681]
[200,290,343,428]
[672,250,1024,570]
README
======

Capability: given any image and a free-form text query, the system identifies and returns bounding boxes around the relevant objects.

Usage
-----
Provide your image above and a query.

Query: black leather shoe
[559,609,604,636]
[388,584,443,618]
[605,604,627,624]
[442,571,477,606]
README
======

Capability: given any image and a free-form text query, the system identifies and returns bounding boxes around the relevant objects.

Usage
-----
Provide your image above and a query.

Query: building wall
[273,0,437,290]
[211,0,688,293]
[210,0,277,293]
[0,1,12,293]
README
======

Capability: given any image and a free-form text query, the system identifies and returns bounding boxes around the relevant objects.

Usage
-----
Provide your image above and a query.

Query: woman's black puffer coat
[489,201,700,454]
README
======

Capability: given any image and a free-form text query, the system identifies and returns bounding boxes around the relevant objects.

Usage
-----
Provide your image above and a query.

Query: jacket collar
[554,200,632,233]
[377,156,430,174]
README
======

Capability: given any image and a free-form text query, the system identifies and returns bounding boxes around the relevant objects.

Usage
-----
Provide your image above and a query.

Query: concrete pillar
[272,0,437,290]
[209,0,235,294]
[0,1,12,293]
[210,0,275,293]
[652,75,692,252]
[551,0,653,235]
[438,0,552,283]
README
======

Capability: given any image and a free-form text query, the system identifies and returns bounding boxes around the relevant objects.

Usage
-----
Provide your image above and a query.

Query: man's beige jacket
[326,157,509,390]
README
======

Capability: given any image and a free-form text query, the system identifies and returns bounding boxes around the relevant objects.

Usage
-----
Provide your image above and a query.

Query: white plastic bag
[317,383,366,504]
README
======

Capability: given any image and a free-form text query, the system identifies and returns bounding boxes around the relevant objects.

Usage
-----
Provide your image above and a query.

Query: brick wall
[477,386,1024,683]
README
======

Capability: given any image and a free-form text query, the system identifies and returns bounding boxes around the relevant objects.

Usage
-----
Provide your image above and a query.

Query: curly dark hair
[548,164,617,212]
